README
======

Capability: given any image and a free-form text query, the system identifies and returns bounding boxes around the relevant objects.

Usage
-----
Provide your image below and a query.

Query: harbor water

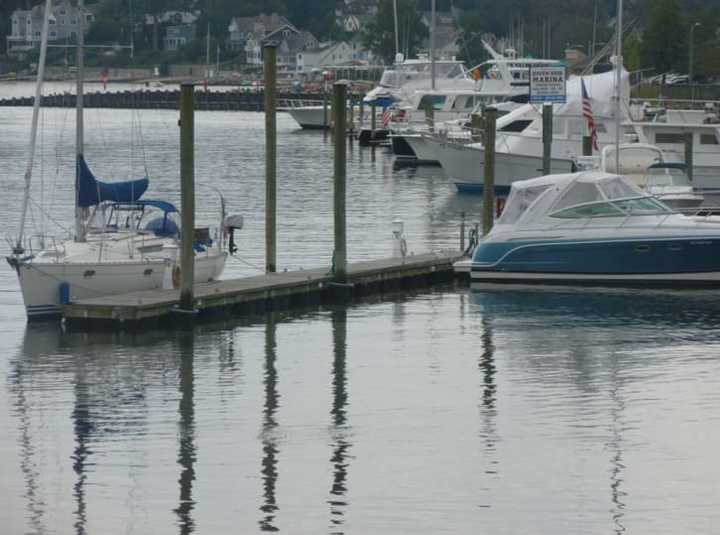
[1,82,720,534]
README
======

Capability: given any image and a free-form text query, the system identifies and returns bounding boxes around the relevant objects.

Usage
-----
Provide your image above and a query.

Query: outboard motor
[223,215,244,255]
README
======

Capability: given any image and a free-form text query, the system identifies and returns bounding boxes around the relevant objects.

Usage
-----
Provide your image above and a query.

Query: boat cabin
[497,172,671,229]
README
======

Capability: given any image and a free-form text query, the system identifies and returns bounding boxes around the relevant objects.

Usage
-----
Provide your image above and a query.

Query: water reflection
[328,309,351,532]
[174,331,197,535]
[477,315,499,504]
[72,362,92,535]
[608,352,627,534]
[259,316,280,532]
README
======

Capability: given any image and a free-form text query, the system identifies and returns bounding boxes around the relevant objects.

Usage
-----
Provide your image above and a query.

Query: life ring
[172,266,181,289]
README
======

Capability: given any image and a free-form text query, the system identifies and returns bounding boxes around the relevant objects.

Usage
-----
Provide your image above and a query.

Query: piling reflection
[608,352,627,534]
[259,316,280,532]
[174,330,197,535]
[477,314,500,504]
[72,363,92,535]
[328,309,351,531]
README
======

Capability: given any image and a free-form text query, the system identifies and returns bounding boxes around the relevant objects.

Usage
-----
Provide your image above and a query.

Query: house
[227,13,318,70]
[7,0,95,55]
[296,38,372,73]
[144,11,199,26]
[164,24,196,51]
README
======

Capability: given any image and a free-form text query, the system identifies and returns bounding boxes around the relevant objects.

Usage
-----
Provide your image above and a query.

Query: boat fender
[59,282,70,305]
[172,266,181,289]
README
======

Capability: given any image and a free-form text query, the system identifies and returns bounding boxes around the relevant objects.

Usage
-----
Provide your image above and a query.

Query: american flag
[581,78,599,152]
[381,108,392,128]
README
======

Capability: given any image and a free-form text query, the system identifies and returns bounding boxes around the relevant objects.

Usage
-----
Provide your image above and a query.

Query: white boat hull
[16,253,227,318]
[432,140,575,189]
[284,106,328,130]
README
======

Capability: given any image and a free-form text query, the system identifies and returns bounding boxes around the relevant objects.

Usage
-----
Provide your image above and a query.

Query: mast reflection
[259,315,280,532]
[608,353,627,534]
[328,309,351,531]
[174,330,196,535]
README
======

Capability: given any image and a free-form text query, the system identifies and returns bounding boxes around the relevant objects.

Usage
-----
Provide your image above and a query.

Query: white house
[296,40,372,73]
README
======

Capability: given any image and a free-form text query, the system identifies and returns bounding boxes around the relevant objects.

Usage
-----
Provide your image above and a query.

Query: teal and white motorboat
[456,171,720,285]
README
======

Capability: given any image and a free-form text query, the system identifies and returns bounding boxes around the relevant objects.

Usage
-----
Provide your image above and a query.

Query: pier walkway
[63,251,462,330]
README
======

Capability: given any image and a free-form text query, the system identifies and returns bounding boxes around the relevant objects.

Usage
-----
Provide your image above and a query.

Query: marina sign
[529,66,567,104]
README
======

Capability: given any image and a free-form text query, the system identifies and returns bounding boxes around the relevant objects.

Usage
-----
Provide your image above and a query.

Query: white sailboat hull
[16,252,227,318]
[284,106,327,129]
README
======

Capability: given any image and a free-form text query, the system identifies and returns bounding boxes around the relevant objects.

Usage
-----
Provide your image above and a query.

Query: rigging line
[28,197,71,234]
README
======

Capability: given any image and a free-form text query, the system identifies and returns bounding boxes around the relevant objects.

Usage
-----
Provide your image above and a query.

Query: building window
[71,18,77,25]
[701,133,719,145]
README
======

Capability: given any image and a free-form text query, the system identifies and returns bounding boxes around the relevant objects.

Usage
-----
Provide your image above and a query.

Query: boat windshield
[644,166,691,188]
[497,184,553,225]
[550,196,673,219]
[398,62,465,79]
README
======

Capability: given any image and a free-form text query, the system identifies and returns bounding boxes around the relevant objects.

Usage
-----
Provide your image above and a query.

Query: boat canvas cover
[497,171,644,228]
[76,155,149,207]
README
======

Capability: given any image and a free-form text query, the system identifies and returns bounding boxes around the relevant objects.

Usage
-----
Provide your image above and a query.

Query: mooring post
[323,88,328,129]
[483,107,497,236]
[370,103,376,132]
[471,113,483,143]
[333,81,348,282]
[359,97,365,127]
[685,132,694,182]
[179,83,196,311]
[460,211,466,251]
[264,44,277,273]
[542,103,553,175]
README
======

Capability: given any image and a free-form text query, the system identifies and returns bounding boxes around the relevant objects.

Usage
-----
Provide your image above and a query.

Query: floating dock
[62,251,462,330]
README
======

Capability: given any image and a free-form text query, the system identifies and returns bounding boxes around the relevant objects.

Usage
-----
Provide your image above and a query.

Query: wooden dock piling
[483,107,497,236]
[334,81,348,283]
[542,103,553,176]
[685,133,694,182]
[264,44,277,273]
[179,83,196,311]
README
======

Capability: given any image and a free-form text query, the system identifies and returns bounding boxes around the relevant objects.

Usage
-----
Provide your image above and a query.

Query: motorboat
[598,144,704,210]
[431,69,627,192]
[456,171,720,285]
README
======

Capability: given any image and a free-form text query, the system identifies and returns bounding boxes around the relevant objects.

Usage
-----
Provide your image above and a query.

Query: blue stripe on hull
[472,236,720,275]
[455,183,512,195]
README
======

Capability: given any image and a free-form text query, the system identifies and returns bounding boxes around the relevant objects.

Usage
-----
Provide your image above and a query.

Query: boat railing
[23,234,65,261]
[277,98,324,109]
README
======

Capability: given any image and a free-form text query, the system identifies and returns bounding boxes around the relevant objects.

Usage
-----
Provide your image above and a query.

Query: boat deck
[62,251,462,329]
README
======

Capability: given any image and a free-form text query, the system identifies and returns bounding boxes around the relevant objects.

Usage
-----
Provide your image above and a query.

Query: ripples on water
[1,84,720,534]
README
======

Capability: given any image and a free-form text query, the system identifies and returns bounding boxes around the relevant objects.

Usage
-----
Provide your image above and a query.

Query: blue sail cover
[76,155,149,207]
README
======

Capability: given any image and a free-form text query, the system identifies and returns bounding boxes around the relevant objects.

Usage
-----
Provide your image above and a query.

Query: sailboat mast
[430,0,436,91]
[614,0,623,173]
[206,22,211,86]
[393,0,399,60]
[16,0,53,253]
[75,0,86,242]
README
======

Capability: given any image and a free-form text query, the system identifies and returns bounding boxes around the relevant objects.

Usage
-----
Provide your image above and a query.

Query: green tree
[361,0,428,64]
[639,0,686,74]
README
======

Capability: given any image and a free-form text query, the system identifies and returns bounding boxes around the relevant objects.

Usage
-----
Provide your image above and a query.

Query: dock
[63,251,463,330]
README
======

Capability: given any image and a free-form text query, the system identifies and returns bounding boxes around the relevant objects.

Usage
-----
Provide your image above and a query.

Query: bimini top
[76,155,149,207]
[496,171,672,228]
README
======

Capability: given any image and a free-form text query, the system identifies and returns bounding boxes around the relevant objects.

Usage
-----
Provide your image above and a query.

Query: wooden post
[542,103,553,175]
[333,81,348,282]
[264,44,277,273]
[471,112,483,143]
[323,89,328,129]
[483,107,497,236]
[685,132,694,182]
[582,136,593,156]
[359,97,364,127]
[179,83,196,311]
[460,211,466,251]
[370,103,376,132]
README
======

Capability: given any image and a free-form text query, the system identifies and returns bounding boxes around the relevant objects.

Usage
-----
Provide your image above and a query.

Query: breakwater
[0,89,323,111]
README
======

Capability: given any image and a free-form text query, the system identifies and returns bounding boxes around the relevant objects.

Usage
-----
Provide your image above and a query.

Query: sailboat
[6,0,237,319]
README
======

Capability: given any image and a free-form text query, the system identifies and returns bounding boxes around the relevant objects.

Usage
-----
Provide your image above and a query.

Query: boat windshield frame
[549,195,674,219]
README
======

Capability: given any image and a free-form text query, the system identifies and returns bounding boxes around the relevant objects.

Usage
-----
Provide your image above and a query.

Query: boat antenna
[430,0,436,90]
[614,0,623,174]
[75,0,87,243]
[16,0,53,254]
